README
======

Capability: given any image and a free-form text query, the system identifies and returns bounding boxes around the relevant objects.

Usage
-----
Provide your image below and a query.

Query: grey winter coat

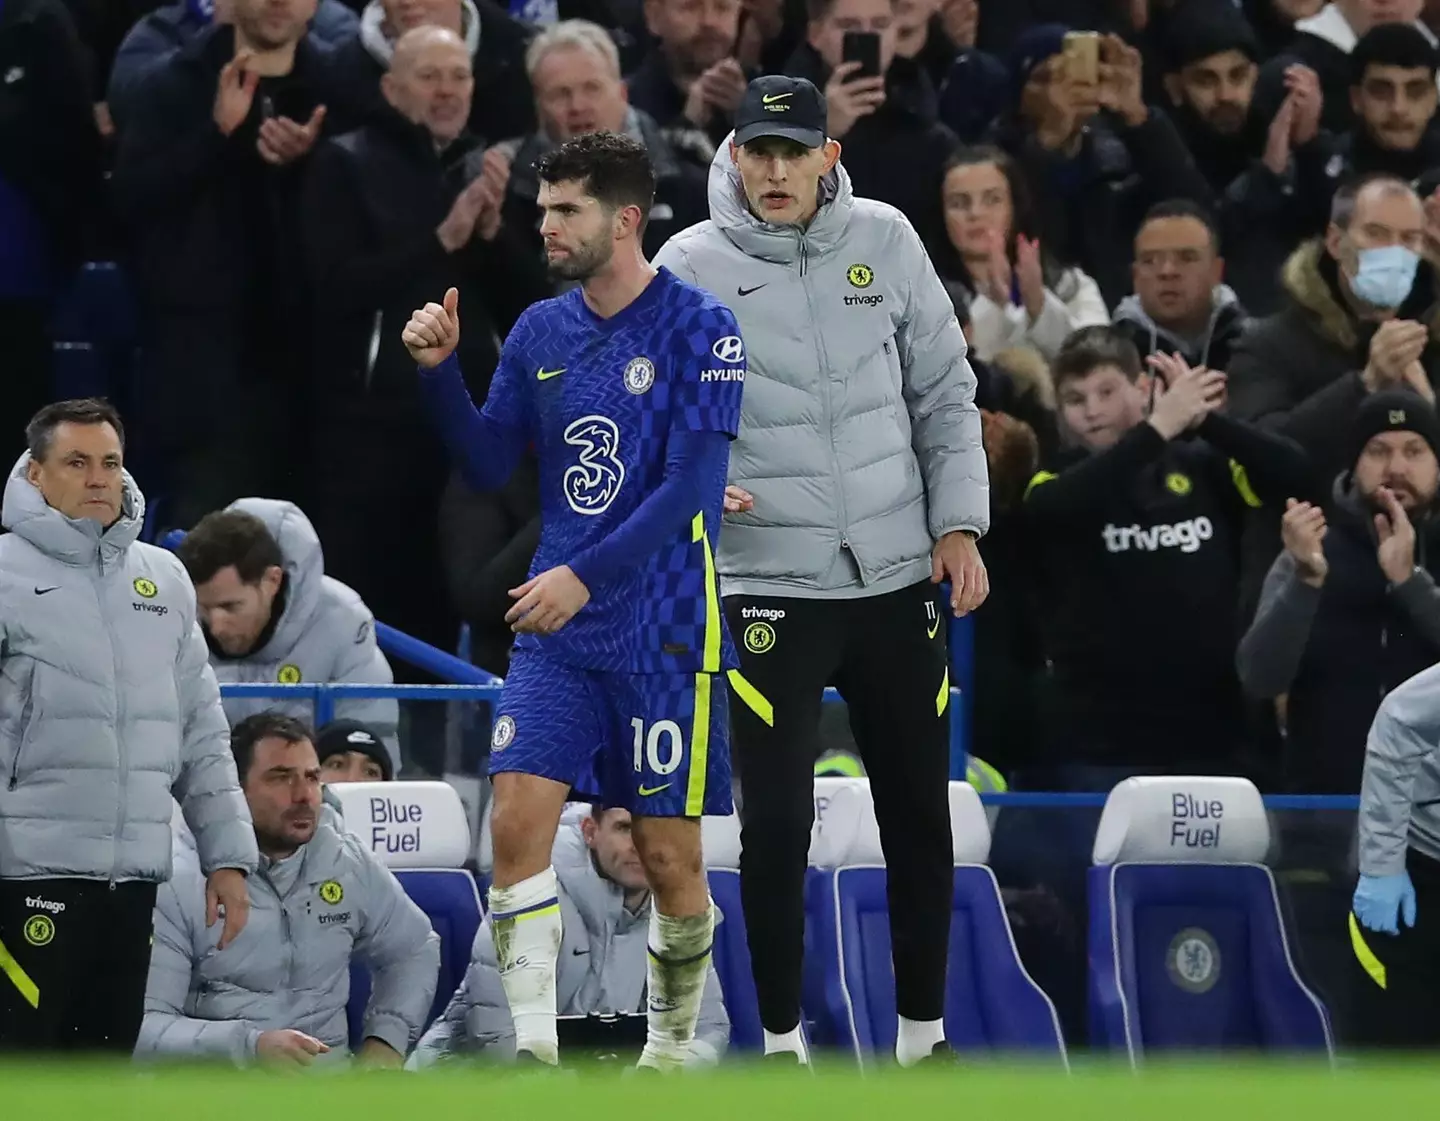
[654,140,989,599]
[0,456,256,883]
[408,823,728,1066]
[209,499,399,773]
[137,807,439,1064]
[1359,662,1440,876]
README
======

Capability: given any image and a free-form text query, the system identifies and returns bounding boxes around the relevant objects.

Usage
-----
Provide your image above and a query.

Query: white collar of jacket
[223,497,327,661]
[1294,3,1437,51]
[1,453,144,568]
[360,0,482,65]
[707,132,855,265]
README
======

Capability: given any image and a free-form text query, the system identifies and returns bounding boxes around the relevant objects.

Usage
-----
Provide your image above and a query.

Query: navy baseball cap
[733,75,827,148]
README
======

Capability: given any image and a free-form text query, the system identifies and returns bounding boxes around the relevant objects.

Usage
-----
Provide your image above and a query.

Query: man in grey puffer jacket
[653,75,989,1067]
[176,498,400,774]
[0,399,257,1054]
[138,712,438,1067]
[409,805,728,1067]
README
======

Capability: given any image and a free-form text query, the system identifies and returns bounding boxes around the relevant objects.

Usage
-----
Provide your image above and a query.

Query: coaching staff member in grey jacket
[654,76,990,1067]
[138,712,438,1067]
[0,399,257,1054]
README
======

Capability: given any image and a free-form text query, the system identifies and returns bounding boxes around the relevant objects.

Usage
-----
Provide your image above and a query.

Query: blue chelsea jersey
[481,268,747,674]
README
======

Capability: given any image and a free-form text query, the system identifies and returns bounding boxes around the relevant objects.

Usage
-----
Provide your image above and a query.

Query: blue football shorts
[488,649,733,817]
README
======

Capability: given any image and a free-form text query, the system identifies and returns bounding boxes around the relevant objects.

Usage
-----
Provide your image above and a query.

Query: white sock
[895,1016,946,1067]
[488,868,562,1065]
[763,1026,810,1063]
[637,901,714,1070]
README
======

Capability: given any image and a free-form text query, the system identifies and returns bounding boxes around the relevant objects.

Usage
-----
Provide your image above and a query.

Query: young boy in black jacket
[1023,325,1313,788]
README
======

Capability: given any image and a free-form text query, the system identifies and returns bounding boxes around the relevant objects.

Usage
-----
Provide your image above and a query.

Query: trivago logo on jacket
[1101,517,1214,555]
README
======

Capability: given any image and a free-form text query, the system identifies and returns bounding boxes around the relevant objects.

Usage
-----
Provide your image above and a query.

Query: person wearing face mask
[1230,173,1440,488]
[1024,327,1312,787]
[1239,391,1440,794]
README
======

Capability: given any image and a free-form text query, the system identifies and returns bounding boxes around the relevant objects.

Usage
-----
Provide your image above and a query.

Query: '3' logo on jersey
[563,415,626,516]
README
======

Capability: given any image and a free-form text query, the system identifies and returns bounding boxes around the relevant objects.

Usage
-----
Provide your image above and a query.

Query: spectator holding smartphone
[779,0,958,249]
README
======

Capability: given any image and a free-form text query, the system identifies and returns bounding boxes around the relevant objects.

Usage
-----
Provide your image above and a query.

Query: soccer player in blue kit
[402,132,745,1070]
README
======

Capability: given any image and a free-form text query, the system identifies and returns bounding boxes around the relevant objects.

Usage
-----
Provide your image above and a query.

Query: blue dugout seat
[329,781,482,1049]
[805,780,1067,1066]
[1087,776,1334,1063]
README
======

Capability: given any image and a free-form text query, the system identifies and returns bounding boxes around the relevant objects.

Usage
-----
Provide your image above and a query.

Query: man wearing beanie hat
[1240,389,1440,794]
[1160,2,1273,191]
[316,719,394,783]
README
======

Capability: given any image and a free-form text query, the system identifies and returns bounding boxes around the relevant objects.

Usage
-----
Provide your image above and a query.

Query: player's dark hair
[806,0,897,21]
[177,510,285,586]
[26,398,125,462]
[231,711,313,784]
[1053,325,1143,387]
[1351,22,1439,86]
[1140,198,1221,253]
[535,132,657,217]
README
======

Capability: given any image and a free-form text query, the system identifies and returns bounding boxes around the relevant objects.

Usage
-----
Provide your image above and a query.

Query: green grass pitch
[4,1058,1439,1120]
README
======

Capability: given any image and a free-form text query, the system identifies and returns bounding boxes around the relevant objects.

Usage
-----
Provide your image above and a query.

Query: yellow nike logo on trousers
[537,367,566,380]
[927,618,941,640]
[638,783,672,796]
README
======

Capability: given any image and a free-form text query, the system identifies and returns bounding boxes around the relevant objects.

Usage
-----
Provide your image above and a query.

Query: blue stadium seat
[807,781,1068,1067]
[328,781,482,1049]
[701,813,764,1051]
[1086,776,1334,1062]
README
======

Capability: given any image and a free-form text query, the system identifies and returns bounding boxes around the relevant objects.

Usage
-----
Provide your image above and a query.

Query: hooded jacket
[653,141,989,599]
[1238,474,1440,793]
[1113,284,1251,372]
[408,821,728,1065]
[0,456,256,883]
[1229,240,1440,483]
[207,499,399,773]
[137,806,440,1064]
[324,0,535,145]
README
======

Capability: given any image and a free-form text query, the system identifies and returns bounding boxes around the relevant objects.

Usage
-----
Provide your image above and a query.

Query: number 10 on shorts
[632,718,684,775]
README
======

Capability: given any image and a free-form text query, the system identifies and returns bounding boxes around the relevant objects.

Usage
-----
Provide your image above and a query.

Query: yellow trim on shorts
[0,937,39,1009]
[693,513,722,674]
[1349,912,1387,990]
[727,669,774,727]
[936,668,950,717]
[686,672,712,817]
[1230,459,1263,509]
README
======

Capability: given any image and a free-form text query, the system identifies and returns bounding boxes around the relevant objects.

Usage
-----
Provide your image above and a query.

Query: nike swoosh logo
[537,367,566,381]
[761,93,792,104]
[572,948,589,956]
[927,619,941,640]
[638,783,672,796]
[737,284,767,297]
[34,587,58,596]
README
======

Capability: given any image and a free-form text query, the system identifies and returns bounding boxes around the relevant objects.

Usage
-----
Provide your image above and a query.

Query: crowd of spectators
[10,0,1440,795]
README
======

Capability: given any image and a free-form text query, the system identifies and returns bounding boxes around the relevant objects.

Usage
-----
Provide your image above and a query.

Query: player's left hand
[357,1037,404,1069]
[931,531,989,616]
[206,868,250,949]
[506,565,591,635]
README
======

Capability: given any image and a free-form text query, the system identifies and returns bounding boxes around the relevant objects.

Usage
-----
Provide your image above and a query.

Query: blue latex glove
[1353,872,1418,935]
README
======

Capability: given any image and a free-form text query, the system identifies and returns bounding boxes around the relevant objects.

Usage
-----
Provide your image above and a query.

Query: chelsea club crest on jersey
[624,357,656,394]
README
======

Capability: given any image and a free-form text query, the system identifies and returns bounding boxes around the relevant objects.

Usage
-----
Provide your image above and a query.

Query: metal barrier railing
[215,681,1358,809]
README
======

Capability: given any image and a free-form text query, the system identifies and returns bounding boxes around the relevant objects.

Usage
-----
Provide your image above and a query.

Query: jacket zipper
[8,691,35,791]
[100,554,128,889]
[797,233,856,569]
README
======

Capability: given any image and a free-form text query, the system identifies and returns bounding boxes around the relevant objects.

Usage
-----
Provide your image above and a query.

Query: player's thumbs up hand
[403,287,462,369]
